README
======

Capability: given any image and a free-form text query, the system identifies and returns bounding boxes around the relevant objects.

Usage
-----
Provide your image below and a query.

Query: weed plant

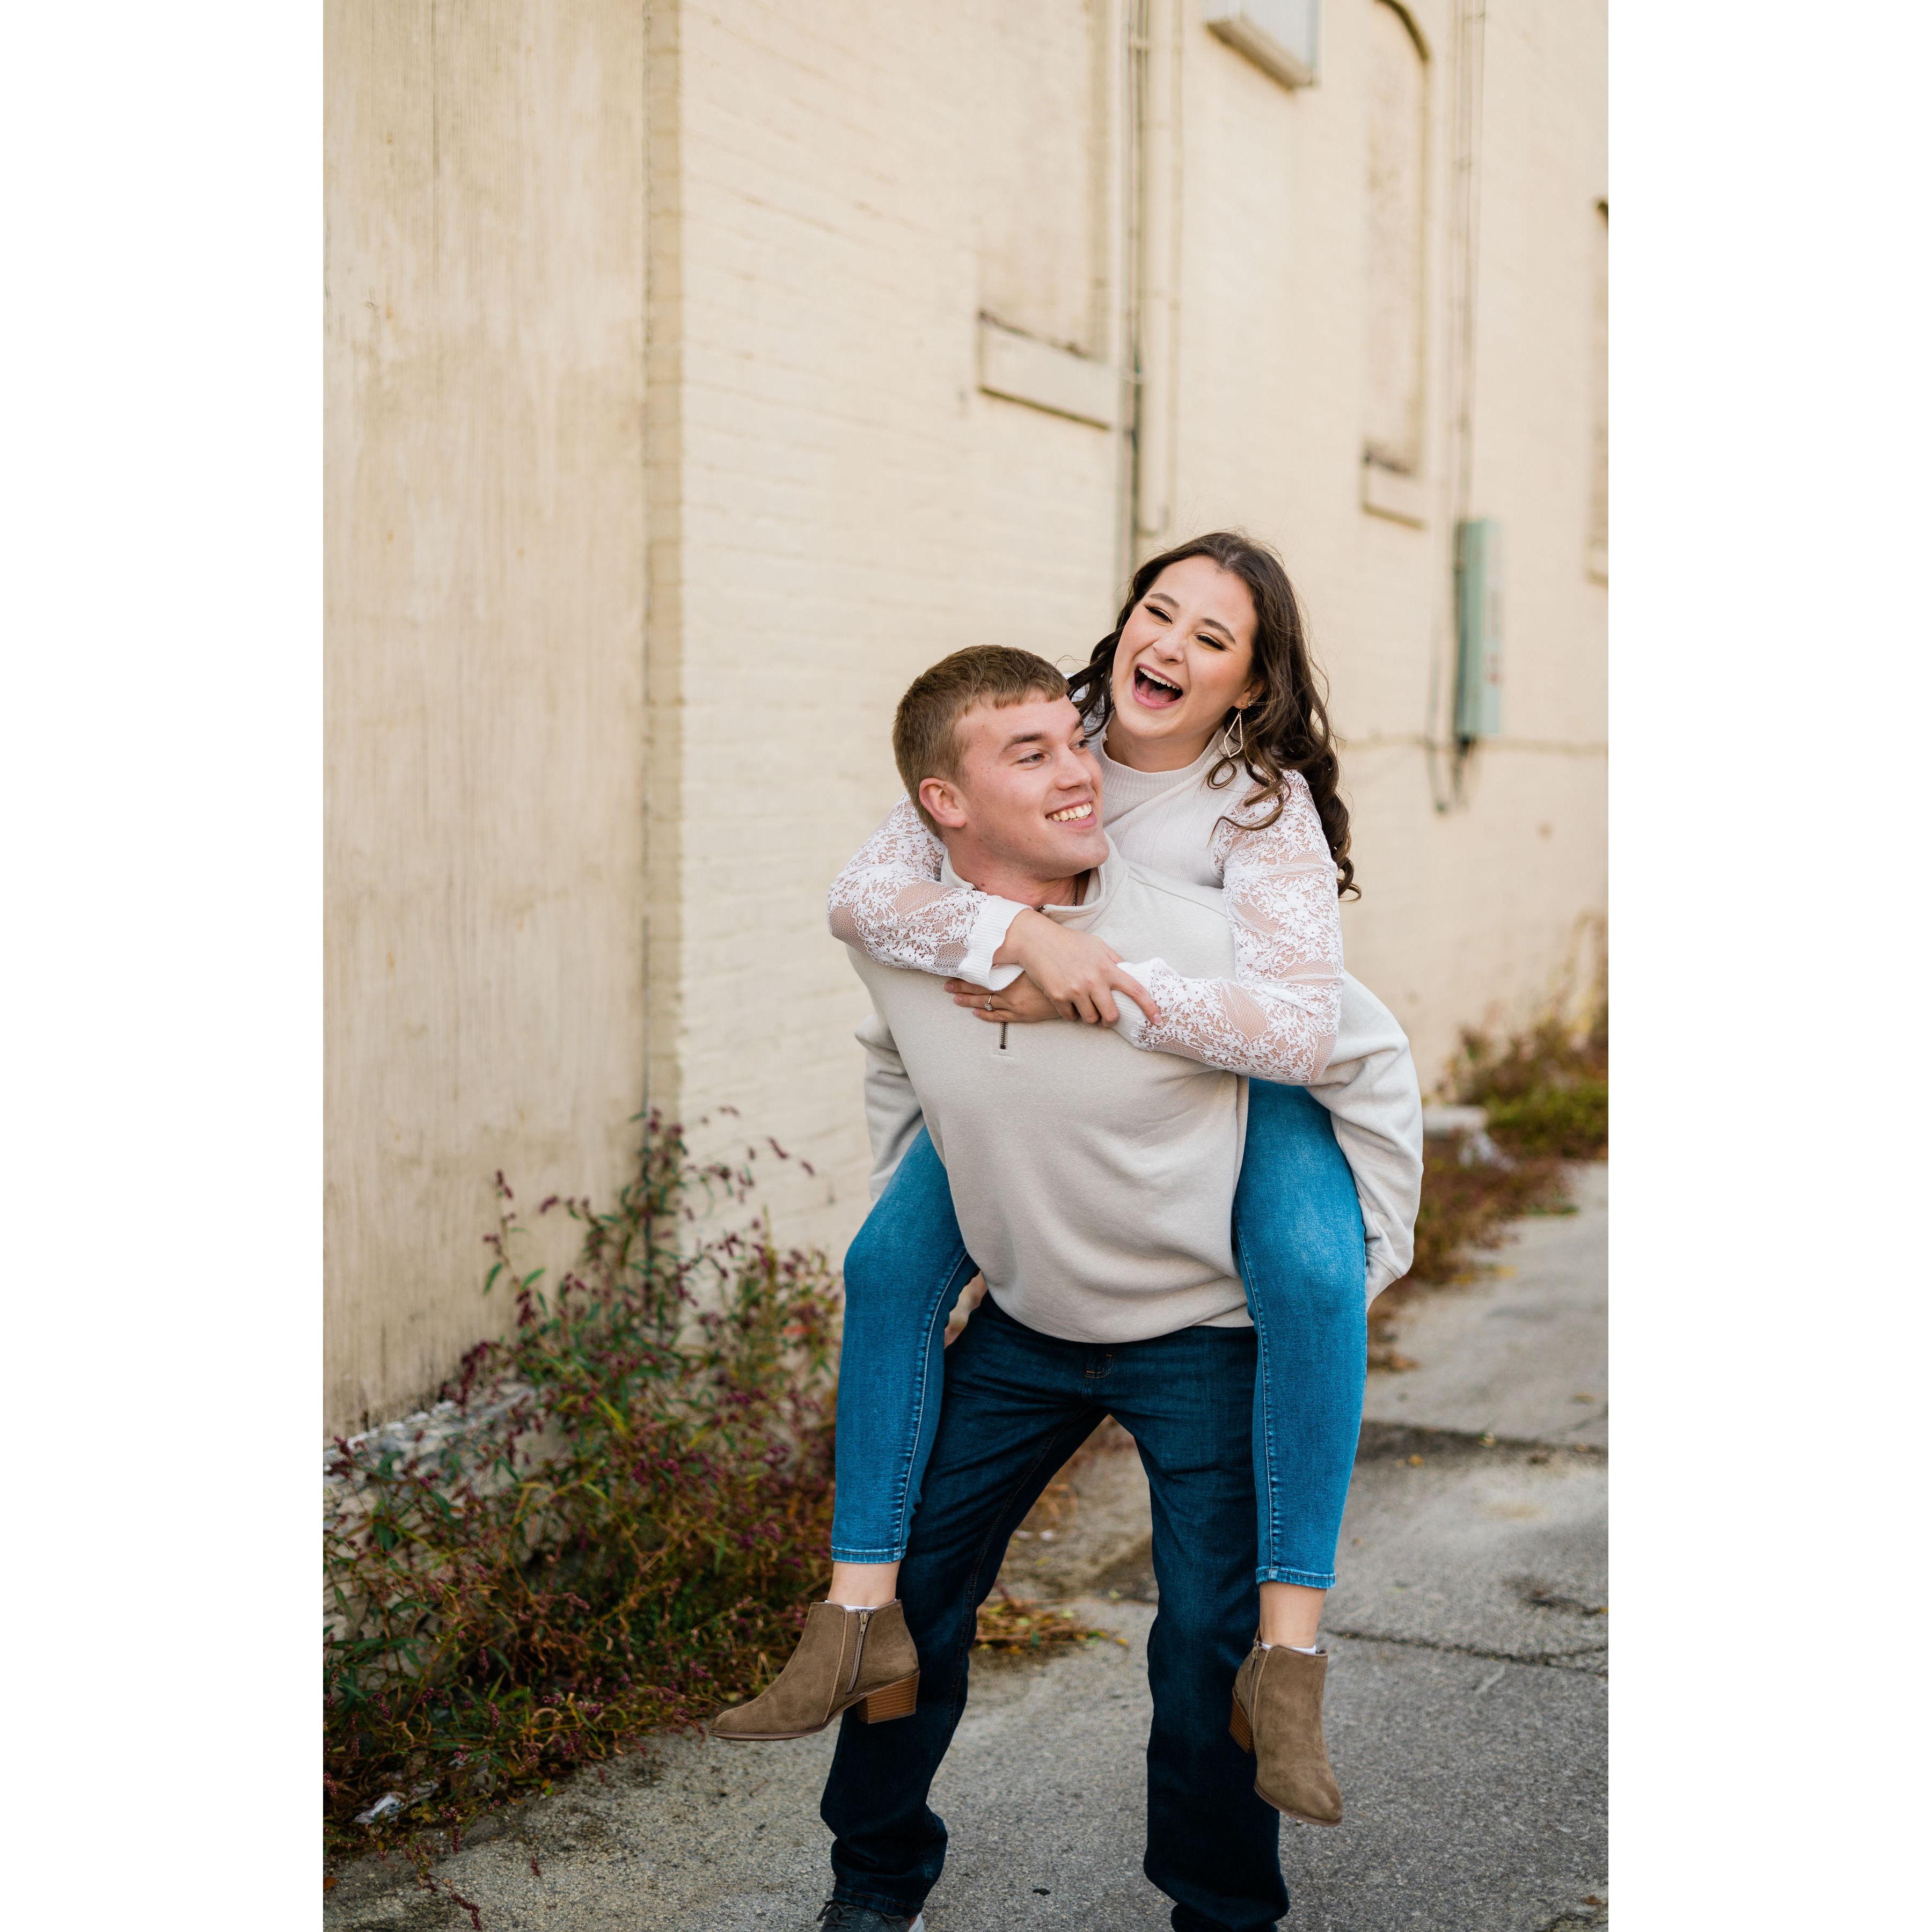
[1453,998,1608,1159]
[1406,1148,1573,1287]
[1371,1000,1608,1368]
[323,1114,840,1858]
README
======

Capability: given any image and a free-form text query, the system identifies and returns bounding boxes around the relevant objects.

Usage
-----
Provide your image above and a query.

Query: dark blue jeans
[832,1079,1366,1586]
[821,1296,1288,1932]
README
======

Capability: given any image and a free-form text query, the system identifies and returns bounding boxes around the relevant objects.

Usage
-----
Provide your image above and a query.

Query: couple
[715,532,1423,1932]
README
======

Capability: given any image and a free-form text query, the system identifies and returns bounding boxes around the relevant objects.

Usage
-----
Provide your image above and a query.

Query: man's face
[919,694,1109,880]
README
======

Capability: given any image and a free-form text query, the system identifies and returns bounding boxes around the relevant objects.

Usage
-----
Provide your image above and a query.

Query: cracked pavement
[326,1164,1608,1932]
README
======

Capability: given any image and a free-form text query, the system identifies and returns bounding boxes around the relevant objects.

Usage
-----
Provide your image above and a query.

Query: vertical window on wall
[978,0,1103,355]
[1588,200,1609,580]
[1363,0,1428,476]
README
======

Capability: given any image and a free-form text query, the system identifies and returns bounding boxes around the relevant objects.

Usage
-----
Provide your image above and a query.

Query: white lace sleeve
[1114,771,1343,1083]
[826,796,1030,987]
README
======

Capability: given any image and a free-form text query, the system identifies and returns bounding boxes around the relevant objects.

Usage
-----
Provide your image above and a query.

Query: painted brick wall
[325,0,1606,1430]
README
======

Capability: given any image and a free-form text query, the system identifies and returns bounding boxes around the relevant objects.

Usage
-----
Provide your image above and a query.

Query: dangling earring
[1220,709,1247,763]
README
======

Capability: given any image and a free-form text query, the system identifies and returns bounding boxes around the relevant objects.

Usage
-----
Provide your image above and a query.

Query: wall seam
[645,0,685,1129]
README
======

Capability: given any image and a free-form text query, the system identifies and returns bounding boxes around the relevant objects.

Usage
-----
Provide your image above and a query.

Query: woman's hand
[946,975,1065,1024]
[984,910,1162,1027]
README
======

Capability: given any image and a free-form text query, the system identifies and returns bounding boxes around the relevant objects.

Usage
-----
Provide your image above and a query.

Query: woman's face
[1106,555,1263,769]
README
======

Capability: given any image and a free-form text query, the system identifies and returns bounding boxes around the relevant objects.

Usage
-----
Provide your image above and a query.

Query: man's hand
[983,910,1162,1027]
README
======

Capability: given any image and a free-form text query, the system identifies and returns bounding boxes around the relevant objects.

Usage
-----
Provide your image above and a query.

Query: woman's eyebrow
[1146,592,1234,643]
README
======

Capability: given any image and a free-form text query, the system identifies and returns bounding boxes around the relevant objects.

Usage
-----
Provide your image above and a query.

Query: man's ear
[918,775,969,831]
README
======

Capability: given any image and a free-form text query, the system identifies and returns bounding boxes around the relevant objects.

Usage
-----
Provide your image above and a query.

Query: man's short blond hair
[893,646,1073,834]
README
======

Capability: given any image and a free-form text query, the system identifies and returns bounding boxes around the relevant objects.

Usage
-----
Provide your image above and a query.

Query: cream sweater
[833,740,1424,1299]
[851,844,1254,1343]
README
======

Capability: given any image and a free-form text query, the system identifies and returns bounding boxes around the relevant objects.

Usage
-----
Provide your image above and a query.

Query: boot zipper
[844,1607,873,1695]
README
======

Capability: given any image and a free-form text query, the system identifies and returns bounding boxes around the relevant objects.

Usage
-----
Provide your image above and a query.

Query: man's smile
[1048,802,1094,823]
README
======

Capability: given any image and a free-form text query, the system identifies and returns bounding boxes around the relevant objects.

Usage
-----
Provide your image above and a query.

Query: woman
[716,532,1420,1826]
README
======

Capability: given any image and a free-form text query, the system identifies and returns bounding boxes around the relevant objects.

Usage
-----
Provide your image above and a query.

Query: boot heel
[858,1674,919,1723]
[1228,1696,1254,1753]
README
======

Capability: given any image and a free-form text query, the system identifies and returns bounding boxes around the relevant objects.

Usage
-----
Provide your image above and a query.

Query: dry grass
[1370,1151,1574,1369]
[1370,997,1607,1371]
[1452,998,1608,1161]
[974,1587,1117,1655]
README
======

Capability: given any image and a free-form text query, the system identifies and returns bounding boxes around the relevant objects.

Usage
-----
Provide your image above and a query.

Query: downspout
[1118,0,1151,595]
[1428,0,1488,811]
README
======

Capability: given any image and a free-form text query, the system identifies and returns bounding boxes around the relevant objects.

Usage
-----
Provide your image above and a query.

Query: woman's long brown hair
[1067,531,1357,898]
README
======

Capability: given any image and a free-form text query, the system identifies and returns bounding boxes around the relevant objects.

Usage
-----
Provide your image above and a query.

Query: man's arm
[1305,975,1425,1301]
[854,1008,928,1200]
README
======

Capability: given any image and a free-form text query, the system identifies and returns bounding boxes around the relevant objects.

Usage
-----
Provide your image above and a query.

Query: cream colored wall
[325,0,1606,1431]
[324,1,650,1433]
[653,2,1128,1254]
[1151,0,1607,1082]
[1341,0,1610,1069]
[656,0,1605,1266]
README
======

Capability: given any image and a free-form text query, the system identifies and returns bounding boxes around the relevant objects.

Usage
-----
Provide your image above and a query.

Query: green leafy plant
[1453,998,1608,1160]
[323,1113,841,1859]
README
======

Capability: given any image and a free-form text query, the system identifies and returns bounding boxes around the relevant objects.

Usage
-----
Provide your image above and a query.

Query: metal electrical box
[1455,517,1503,741]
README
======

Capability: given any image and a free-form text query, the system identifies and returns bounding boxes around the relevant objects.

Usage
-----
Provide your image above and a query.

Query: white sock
[825,1599,896,1611]
[1258,1640,1323,1653]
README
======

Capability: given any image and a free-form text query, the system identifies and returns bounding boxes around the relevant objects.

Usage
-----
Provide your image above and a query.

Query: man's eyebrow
[998,729,1049,751]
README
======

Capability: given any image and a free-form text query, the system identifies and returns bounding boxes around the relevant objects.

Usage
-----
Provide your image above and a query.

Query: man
[815,646,1308,1932]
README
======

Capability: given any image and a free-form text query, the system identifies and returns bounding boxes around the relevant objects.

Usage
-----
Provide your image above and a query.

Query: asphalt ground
[325,1164,1608,1932]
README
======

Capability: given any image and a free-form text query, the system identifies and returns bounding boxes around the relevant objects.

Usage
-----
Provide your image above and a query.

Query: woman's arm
[828,796,1161,1020]
[826,796,1029,986]
[1113,772,1344,1084]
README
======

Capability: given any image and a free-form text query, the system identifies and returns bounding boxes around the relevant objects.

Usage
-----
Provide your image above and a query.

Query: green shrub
[323,1114,841,1858]
[1453,999,1608,1160]
[1481,1079,1608,1160]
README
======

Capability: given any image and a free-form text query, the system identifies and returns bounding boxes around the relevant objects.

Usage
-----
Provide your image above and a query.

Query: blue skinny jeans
[830,1078,1368,1587]
[824,1296,1287,1931]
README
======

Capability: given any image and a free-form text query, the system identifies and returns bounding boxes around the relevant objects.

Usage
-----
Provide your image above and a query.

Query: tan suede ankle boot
[1229,1639,1343,1826]
[711,1601,920,1741]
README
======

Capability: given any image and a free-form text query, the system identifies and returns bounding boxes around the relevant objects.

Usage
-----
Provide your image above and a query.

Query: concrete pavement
[325,1164,1608,1932]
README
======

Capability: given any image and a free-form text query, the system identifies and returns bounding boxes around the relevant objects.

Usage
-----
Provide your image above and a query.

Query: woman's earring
[1220,709,1247,762]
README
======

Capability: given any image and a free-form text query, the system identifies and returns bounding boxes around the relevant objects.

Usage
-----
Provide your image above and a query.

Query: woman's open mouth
[1132,664,1184,708]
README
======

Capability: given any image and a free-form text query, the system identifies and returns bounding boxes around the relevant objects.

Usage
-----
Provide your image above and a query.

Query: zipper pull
[847,1607,873,1694]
